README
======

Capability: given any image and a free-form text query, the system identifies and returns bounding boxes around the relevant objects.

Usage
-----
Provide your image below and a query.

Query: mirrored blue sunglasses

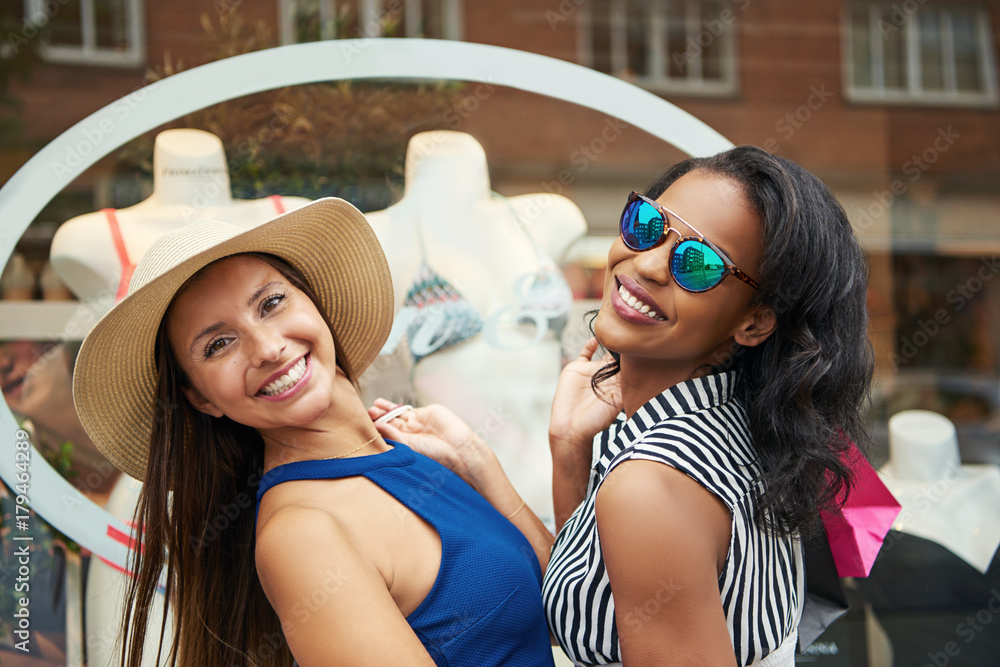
[619,191,760,293]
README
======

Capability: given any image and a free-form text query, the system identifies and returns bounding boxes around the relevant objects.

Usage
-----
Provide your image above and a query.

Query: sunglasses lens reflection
[621,199,663,250]
[672,239,727,291]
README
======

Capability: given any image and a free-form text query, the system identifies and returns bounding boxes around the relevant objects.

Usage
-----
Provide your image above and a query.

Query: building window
[279,0,462,44]
[16,0,145,67]
[846,3,998,106]
[580,0,738,95]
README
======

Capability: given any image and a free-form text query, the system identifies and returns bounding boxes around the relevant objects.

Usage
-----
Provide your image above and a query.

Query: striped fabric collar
[614,371,737,449]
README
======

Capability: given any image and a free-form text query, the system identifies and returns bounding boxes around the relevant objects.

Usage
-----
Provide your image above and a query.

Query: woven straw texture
[73,198,393,480]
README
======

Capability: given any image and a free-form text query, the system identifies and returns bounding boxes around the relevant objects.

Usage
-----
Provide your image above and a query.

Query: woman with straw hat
[73,198,556,667]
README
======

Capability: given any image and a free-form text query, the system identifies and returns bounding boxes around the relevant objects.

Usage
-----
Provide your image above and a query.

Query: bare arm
[255,507,437,666]
[549,338,621,531]
[596,460,737,666]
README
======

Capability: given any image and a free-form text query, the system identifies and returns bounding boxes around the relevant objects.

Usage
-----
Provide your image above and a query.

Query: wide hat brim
[73,198,393,481]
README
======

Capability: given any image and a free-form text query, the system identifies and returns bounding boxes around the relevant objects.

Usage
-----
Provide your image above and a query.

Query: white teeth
[618,284,665,321]
[260,357,307,396]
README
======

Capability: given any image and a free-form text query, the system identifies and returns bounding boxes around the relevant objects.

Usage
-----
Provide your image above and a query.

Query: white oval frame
[0,38,733,566]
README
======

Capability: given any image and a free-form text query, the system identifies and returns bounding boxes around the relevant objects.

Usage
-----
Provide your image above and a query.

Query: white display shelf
[0,301,98,341]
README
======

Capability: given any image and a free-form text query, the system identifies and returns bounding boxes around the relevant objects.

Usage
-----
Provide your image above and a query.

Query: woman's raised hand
[368,399,495,488]
[549,337,622,531]
[550,337,622,450]
[370,398,556,565]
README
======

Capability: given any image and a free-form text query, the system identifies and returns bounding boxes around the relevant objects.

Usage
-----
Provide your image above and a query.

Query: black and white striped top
[542,372,804,666]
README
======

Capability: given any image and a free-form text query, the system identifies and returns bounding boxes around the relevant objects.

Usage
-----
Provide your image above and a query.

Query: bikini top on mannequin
[399,194,572,363]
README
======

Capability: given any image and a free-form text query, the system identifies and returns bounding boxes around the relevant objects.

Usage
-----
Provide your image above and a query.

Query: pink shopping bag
[819,441,901,578]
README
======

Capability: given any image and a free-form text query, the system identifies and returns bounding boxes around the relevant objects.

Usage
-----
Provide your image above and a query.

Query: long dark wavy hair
[120,253,349,667]
[593,145,874,538]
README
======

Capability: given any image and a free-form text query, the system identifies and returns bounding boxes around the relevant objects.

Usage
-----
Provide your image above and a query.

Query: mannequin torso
[364,131,587,522]
[878,409,1000,574]
[50,129,309,306]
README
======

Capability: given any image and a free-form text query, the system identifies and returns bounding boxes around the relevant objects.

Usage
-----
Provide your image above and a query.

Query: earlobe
[733,306,777,348]
[181,385,224,418]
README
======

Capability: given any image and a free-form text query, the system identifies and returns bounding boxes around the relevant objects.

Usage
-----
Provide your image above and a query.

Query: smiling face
[594,169,776,397]
[165,255,342,435]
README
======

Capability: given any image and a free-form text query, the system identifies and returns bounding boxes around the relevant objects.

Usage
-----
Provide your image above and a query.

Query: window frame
[23,0,144,67]
[577,0,740,97]
[277,0,463,45]
[843,2,999,107]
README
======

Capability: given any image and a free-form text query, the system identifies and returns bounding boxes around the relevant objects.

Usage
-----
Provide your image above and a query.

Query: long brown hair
[120,253,349,666]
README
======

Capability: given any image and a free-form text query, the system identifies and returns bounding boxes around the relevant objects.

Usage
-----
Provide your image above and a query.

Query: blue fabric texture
[255,441,555,667]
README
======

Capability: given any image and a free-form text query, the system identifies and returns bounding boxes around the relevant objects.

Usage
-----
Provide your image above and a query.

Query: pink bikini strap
[105,208,135,302]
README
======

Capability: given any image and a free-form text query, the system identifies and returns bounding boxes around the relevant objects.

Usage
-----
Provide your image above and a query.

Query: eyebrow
[186,280,282,355]
[247,281,280,307]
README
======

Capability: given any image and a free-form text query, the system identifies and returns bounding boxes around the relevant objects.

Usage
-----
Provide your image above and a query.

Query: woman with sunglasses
[372,145,874,666]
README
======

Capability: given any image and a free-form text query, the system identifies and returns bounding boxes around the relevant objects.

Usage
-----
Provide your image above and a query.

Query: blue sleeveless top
[255,441,555,667]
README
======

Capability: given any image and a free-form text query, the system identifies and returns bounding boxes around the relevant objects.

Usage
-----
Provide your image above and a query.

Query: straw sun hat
[73,198,394,480]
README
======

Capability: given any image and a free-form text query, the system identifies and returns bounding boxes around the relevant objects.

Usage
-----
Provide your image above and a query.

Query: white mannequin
[85,476,173,667]
[363,131,587,523]
[878,409,1000,574]
[50,128,310,306]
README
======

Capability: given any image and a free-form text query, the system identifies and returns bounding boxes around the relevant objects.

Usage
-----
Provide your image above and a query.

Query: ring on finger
[374,404,414,424]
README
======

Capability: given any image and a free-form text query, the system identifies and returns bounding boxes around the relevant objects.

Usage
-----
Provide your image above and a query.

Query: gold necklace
[319,433,381,460]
